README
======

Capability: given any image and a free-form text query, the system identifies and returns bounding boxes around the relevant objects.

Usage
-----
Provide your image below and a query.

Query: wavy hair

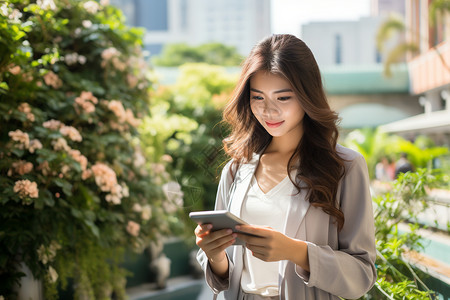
[222,34,346,230]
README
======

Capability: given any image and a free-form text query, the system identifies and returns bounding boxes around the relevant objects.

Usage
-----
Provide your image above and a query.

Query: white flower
[162,181,184,213]
[82,20,92,28]
[78,55,87,64]
[64,53,78,65]
[0,3,8,16]
[141,205,152,220]
[132,203,142,212]
[83,1,99,14]
[37,0,57,11]
[48,266,58,283]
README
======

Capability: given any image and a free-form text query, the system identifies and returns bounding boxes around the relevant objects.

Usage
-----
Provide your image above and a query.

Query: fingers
[195,226,237,253]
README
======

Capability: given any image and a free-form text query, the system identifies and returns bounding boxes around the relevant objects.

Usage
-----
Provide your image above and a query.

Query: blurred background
[2,0,450,299]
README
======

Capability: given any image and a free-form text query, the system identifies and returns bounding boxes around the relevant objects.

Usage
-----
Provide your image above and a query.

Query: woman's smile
[265,121,284,128]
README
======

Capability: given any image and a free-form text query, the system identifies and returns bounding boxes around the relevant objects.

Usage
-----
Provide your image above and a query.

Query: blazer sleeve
[297,153,377,299]
[196,160,235,294]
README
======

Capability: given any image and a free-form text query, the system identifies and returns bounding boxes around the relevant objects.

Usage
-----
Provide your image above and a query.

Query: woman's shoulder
[336,144,366,167]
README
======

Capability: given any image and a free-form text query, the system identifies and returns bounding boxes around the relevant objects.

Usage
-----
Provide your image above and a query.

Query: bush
[0,1,177,298]
[367,169,442,299]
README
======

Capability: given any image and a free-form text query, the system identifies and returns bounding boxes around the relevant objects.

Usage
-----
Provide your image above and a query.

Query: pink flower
[29,139,43,153]
[125,109,140,127]
[8,129,29,149]
[18,103,35,122]
[91,163,124,204]
[52,138,70,151]
[69,149,88,170]
[126,221,140,236]
[43,119,63,130]
[43,71,62,89]
[107,100,126,122]
[9,160,33,176]
[37,161,51,176]
[60,126,82,142]
[8,64,21,75]
[91,163,118,191]
[161,154,173,163]
[127,74,138,88]
[81,169,92,180]
[74,91,98,114]
[13,179,39,199]
[101,47,119,61]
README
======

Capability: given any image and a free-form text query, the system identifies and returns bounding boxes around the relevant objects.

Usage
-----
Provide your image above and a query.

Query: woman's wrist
[208,252,229,279]
[288,238,310,272]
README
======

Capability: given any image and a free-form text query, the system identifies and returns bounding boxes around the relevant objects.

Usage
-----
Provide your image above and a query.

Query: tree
[152,42,244,66]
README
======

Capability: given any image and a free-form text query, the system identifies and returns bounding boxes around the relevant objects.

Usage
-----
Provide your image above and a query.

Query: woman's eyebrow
[250,88,263,93]
[250,88,293,94]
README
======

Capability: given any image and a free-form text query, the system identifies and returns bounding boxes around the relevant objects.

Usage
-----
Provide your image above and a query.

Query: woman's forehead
[249,71,293,92]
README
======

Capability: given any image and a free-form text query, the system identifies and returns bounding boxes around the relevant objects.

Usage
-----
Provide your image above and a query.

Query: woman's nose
[260,99,281,117]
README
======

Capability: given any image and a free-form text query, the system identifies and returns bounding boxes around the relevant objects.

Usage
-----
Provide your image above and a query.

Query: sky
[271,0,371,37]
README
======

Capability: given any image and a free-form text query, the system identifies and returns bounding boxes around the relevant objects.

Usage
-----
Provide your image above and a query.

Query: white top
[240,174,295,296]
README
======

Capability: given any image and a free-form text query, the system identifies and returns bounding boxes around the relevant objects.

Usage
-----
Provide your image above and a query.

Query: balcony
[408,41,450,95]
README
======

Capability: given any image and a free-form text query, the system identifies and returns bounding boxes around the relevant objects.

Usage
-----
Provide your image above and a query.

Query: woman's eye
[278,96,291,101]
[251,95,264,100]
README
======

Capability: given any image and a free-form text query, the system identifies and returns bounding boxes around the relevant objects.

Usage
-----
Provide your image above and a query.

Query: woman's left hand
[235,225,308,270]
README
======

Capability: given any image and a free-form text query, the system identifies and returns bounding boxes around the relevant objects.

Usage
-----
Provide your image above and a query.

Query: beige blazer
[197,145,377,299]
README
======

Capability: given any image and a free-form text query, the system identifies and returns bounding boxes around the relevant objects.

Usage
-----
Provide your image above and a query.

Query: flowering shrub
[0,0,178,298]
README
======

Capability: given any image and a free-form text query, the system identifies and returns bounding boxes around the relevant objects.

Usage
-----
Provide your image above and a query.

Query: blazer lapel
[228,154,260,217]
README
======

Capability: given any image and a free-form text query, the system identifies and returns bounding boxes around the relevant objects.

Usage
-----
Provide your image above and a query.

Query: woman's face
[249,71,305,139]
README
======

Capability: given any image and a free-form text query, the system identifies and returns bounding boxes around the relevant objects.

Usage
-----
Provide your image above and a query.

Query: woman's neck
[266,128,303,155]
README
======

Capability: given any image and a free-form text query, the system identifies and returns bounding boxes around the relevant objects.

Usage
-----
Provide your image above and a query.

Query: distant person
[375,156,390,181]
[194,34,376,299]
[395,153,414,178]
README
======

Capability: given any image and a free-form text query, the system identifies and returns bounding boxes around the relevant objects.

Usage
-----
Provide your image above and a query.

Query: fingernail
[207,224,213,229]
[227,229,233,234]
[235,225,241,230]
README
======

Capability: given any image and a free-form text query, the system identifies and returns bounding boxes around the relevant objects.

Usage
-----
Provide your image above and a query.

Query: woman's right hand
[194,224,236,278]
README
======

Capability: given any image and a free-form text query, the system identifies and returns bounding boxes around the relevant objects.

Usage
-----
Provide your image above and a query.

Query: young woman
[194,34,376,299]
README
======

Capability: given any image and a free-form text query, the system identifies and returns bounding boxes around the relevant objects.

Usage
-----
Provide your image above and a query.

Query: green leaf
[53,178,73,196]
[0,82,9,91]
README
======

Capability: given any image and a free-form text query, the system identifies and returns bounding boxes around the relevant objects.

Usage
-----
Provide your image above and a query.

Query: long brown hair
[222,34,346,230]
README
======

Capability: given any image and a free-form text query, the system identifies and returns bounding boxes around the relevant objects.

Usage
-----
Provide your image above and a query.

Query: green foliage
[139,63,238,241]
[365,169,441,299]
[429,0,450,26]
[343,128,449,179]
[0,0,177,298]
[152,42,244,66]
[344,128,393,178]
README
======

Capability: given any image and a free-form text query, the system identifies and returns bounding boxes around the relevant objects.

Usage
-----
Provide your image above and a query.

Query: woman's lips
[265,121,284,128]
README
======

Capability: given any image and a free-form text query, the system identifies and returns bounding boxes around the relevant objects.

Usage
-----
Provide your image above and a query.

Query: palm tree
[376,0,450,77]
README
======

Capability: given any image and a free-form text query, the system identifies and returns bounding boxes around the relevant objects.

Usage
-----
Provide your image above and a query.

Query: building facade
[111,0,271,56]
[301,17,386,66]
[380,0,450,146]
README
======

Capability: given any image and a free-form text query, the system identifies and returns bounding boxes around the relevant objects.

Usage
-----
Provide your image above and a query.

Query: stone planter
[14,262,44,300]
